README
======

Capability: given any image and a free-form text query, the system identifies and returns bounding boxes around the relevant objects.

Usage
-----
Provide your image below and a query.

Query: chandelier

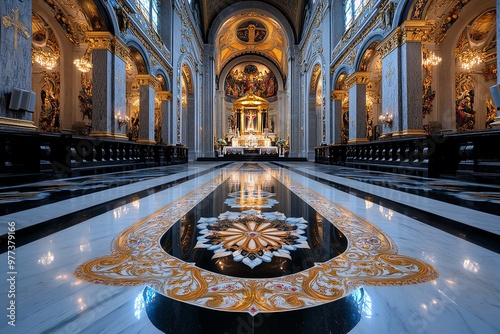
[74,57,93,73]
[423,51,442,67]
[460,49,483,70]
[32,49,59,70]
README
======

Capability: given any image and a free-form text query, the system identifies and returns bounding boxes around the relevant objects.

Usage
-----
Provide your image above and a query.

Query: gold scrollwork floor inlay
[74,163,438,315]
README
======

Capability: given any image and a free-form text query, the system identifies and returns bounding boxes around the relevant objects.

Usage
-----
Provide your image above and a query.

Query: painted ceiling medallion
[224,190,278,208]
[74,164,438,315]
[195,210,309,268]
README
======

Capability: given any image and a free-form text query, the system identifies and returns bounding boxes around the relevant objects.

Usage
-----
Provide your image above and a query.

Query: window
[136,0,159,31]
[344,0,368,28]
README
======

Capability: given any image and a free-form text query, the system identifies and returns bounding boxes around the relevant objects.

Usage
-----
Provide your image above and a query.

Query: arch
[354,33,384,72]
[126,39,151,74]
[219,55,285,92]
[208,1,295,45]
[153,69,171,91]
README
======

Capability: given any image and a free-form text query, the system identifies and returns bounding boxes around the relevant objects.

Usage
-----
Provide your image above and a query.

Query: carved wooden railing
[0,129,188,184]
[314,129,500,183]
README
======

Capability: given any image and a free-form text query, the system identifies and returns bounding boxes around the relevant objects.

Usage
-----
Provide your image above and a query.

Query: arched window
[137,0,159,31]
[344,0,368,28]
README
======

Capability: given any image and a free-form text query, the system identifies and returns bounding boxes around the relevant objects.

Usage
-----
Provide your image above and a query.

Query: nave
[0,162,499,333]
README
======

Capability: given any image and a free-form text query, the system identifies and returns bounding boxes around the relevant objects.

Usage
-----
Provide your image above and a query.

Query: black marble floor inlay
[143,286,364,334]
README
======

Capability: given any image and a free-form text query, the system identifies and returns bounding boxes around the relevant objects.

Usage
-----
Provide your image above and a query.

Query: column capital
[156,90,173,101]
[86,31,114,51]
[330,90,347,101]
[377,27,401,58]
[113,37,129,61]
[401,20,436,44]
[136,74,160,90]
[345,72,370,89]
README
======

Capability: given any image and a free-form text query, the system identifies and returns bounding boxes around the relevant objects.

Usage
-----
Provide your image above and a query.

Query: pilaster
[345,72,369,143]
[331,90,346,144]
[156,90,172,144]
[136,74,159,144]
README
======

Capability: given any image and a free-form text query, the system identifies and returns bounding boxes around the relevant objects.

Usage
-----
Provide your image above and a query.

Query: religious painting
[236,20,267,43]
[224,63,278,101]
[455,73,476,132]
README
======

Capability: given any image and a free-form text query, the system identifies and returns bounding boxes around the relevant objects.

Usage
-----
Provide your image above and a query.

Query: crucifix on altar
[245,110,257,131]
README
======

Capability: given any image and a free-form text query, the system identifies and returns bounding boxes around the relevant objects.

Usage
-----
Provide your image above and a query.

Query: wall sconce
[115,113,129,130]
[379,112,393,125]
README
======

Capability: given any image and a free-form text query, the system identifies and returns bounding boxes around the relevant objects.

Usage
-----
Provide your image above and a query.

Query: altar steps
[197,156,308,162]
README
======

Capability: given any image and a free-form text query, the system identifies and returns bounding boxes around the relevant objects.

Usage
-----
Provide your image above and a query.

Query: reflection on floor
[1,162,499,333]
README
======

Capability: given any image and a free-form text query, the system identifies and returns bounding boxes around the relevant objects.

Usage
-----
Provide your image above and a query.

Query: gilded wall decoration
[486,98,496,128]
[39,73,61,132]
[75,164,437,315]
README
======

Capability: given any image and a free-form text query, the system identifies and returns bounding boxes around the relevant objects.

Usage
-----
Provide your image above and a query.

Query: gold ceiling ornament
[32,48,59,70]
[75,163,437,315]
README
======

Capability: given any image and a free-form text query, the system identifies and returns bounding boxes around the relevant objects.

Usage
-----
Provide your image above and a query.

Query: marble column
[399,21,431,136]
[330,90,346,144]
[87,32,114,138]
[345,72,370,143]
[156,91,172,144]
[113,38,128,139]
[0,2,36,129]
[136,75,158,144]
[377,28,401,137]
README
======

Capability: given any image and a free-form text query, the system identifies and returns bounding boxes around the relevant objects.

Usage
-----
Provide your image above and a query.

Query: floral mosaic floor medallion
[195,210,309,269]
[74,163,438,315]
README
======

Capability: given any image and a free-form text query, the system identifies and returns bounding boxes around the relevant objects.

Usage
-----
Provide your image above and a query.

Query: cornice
[400,20,435,44]
[156,90,173,101]
[344,72,370,89]
[330,90,347,101]
[136,74,160,90]
[376,27,401,59]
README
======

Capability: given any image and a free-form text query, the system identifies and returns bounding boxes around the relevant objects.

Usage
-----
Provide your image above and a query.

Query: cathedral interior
[0,0,499,333]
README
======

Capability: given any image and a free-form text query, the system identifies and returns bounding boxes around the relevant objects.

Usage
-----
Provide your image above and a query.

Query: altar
[221,92,286,157]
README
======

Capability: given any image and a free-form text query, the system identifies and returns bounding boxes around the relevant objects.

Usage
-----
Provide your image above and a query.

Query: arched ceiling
[196,0,306,42]
[215,13,288,77]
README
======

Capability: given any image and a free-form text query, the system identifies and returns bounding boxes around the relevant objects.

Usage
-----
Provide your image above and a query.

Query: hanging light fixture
[423,51,442,67]
[460,49,483,70]
[32,49,59,70]
[73,57,93,72]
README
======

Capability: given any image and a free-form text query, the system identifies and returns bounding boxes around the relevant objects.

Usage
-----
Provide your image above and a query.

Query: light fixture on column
[115,112,129,130]
[422,51,442,67]
[460,48,483,70]
[379,112,393,125]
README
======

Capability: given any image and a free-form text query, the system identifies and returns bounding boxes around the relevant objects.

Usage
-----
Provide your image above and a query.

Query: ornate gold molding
[344,72,370,89]
[348,138,369,143]
[377,27,401,58]
[86,31,114,51]
[137,138,156,144]
[0,117,37,130]
[90,131,115,138]
[136,74,160,90]
[113,37,130,62]
[401,20,435,44]
[330,90,347,101]
[156,90,173,101]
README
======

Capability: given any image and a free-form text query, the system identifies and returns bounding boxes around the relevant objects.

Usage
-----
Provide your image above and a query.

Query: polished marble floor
[0,162,499,333]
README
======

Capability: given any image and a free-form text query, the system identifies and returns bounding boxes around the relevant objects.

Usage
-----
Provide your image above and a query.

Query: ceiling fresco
[215,13,288,79]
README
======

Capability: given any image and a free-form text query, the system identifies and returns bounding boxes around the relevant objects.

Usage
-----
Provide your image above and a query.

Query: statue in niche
[270,116,275,133]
